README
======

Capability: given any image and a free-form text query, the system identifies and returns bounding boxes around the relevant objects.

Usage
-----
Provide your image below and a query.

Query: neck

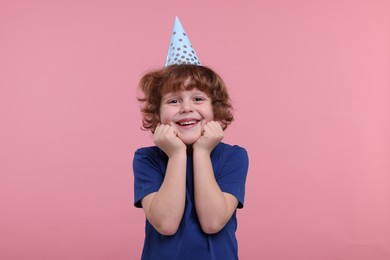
[186,144,193,154]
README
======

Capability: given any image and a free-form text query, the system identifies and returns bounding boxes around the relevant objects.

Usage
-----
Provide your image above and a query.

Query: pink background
[1,0,389,259]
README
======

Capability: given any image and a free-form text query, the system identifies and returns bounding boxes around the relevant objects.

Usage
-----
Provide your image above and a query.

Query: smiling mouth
[176,120,199,127]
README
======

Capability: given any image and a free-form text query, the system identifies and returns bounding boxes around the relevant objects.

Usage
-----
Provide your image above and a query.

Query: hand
[193,121,224,154]
[153,123,186,157]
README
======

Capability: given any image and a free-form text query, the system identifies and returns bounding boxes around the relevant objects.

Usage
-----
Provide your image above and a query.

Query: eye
[194,96,206,102]
[168,99,180,104]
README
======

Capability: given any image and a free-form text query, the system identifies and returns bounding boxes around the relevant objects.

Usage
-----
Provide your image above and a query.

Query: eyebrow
[162,90,209,99]
[190,90,209,96]
[161,93,178,102]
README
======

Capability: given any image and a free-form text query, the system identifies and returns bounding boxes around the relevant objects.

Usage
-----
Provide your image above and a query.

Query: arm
[193,121,239,234]
[141,124,187,236]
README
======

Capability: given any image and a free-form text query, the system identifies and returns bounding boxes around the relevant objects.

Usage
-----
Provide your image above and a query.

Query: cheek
[159,109,174,124]
[159,115,169,124]
[204,106,214,121]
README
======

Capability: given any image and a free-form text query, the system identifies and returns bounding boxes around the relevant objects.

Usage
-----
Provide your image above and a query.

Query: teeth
[179,120,197,126]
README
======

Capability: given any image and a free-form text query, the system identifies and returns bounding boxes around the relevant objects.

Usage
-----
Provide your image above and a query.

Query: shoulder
[133,146,167,165]
[134,145,170,158]
[212,142,248,160]
[134,146,161,156]
[211,142,249,170]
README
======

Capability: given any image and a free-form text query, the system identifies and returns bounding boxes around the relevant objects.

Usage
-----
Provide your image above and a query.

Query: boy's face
[159,88,214,145]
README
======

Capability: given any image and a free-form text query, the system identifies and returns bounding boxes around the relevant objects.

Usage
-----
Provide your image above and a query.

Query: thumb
[169,122,178,136]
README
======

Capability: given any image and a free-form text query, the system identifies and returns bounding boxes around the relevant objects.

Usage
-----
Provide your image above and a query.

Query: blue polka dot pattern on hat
[165,17,201,66]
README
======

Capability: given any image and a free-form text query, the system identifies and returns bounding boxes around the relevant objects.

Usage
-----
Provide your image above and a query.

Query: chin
[179,135,200,145]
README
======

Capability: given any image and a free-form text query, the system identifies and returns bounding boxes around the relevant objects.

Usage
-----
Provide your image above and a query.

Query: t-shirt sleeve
[133,147,164,208]
[216,145,249,209]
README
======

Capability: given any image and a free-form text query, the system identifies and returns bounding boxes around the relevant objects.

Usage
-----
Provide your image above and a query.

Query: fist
[193,121,224,153]
[153,124,186,157]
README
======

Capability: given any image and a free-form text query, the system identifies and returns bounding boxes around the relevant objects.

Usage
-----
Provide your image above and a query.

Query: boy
[133,17,248,260]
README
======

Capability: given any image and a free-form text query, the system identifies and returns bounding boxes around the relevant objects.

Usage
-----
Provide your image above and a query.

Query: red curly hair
[138,64,234,132]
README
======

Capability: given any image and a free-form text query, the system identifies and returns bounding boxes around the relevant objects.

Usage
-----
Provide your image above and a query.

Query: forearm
[193,150,232,234]
[146,153,186,235]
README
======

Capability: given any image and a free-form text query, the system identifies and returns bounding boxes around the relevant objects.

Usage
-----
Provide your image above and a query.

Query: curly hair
[137,64,234,132]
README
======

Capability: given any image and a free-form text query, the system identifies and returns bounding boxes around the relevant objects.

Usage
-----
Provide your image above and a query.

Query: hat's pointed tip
[165,16,201,67]
[174,16,182,27]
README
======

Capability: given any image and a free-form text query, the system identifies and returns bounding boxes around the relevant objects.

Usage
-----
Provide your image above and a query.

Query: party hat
[165,16,201,66]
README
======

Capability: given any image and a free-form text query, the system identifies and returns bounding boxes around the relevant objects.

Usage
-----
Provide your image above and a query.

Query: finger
[213,121,223,132]
[154,124,163,136]
[206,121,216,130]
[204,122,223,138]
[168,122,177,132]
[210,120,219,127]
[202,123,211,135]
[156,124,166,134]
[208,121,222,131]
[167,123,178,136]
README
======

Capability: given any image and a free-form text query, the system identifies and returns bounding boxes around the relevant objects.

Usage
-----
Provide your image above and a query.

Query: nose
[179,100,193,113]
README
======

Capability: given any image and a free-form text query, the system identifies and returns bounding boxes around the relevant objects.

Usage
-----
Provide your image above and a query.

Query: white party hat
[165,16,201,66]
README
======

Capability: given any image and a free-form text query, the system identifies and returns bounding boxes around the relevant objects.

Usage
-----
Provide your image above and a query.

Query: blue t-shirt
[133,142,249,260]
